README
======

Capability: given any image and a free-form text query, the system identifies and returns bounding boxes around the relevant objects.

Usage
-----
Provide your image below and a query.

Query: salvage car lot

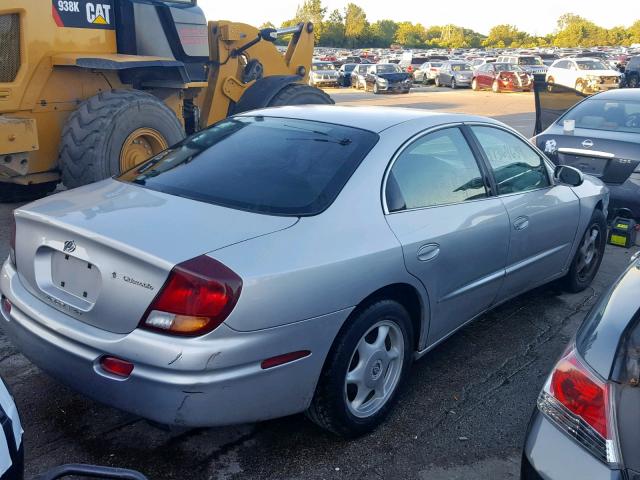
[0,90,638,479]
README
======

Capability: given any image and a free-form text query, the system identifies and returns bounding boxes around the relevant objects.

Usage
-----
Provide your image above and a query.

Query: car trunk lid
[538,129,640,183]
[13,179,298,334]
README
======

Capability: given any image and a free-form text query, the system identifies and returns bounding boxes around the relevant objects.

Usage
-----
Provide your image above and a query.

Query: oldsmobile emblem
[63,240,77,253]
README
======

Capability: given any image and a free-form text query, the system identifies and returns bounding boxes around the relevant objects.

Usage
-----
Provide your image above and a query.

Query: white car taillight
[538,345,622,467]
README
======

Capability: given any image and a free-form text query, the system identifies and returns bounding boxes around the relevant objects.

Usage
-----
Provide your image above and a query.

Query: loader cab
[114,0,209,82]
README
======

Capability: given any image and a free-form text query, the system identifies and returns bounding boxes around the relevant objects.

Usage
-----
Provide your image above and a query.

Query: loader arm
[198,21,315,126]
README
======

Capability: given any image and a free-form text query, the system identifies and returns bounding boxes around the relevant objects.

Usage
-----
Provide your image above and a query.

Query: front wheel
[373,83,380,94]
[575,79,586,94]
[492,80,501,93]
[306,300,413,437]
[628,74,639,88]
[562,209,606,293]
[434,77,441,87]
[472,78,479,91]
[450,78,457,89]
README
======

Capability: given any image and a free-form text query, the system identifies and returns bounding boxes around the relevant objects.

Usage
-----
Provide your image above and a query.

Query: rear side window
[119,117,379,216]
[386,128,487,212]
[470,126,550,195]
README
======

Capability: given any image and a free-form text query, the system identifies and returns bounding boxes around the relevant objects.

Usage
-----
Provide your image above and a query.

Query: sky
[199,0,636,36]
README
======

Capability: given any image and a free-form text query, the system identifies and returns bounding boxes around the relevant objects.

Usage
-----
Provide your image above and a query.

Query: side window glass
[470,126,550,195]
[386,128,487,212]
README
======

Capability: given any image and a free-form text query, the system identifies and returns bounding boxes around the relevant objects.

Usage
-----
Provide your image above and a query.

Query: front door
[384,126,510,344]
[467,125,581,301]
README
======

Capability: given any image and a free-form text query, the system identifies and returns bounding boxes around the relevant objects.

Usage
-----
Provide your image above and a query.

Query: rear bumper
[0,260,349,427]
[522,408,622,480]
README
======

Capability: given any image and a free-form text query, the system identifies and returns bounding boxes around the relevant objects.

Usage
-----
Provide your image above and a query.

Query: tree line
[261,2,640,49]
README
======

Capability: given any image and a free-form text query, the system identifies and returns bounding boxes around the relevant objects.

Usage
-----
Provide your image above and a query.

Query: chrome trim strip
[558,147,615,159]
[440,269,505,302]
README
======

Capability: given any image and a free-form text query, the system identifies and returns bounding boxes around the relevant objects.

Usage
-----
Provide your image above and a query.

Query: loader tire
[266,84,334,107]
[59,90,184,189]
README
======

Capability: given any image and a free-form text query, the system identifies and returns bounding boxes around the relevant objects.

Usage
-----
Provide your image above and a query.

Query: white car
[546,58,622,93]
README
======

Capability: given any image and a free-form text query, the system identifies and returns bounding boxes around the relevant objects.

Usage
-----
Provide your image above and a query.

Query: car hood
[13,179,298,334]
[377,72,411,82]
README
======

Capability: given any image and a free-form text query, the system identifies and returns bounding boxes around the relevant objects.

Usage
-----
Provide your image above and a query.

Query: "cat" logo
[86,3,111,25]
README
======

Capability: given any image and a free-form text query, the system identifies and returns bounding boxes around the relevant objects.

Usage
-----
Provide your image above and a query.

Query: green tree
[294,0,327,45]
[484,24,530,48]
[369,19,398,47]
[628,20,640,44]
[344,3,368,48]
[321,9,345,46]
[394,22,427,48]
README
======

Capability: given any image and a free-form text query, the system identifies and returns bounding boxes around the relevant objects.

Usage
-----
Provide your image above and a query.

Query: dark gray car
[522,251,640,480]
[533,88,640,218]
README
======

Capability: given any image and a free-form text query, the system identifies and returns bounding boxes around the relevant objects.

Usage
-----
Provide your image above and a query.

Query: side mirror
[554,165,584,187]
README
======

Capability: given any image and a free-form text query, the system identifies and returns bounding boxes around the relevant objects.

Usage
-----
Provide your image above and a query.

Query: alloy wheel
[576,225,602,282]
[344,320,405,419]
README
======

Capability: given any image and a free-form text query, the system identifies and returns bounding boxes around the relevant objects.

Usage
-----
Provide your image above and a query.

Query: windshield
[560,99,640,134]
[518,57,543,66]
[576,60,608,70]
[451,63,471,72]
[494,63,524,72]
[118,117,379,216]
[312,63,335,71]
[377,64,402,74]
[343,64,357,72]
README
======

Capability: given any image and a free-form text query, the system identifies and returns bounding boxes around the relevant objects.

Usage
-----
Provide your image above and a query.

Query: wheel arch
[346,283,427,352]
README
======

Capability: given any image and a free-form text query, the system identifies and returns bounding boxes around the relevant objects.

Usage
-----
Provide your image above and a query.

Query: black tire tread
[306,300,412,437]
[59,89,183,189]
[267,84,334,107]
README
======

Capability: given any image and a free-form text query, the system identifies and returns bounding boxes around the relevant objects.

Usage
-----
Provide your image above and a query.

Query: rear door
[467,125,581,302]
[384,126,510,344]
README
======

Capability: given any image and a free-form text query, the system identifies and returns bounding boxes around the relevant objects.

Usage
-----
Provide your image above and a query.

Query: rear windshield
[518,57,543,66]
[560,99,640,134]
[118,116,379,216]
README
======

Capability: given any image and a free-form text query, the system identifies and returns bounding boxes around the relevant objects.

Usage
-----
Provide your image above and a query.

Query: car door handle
[417,243,440,262]
[513,216,530,231]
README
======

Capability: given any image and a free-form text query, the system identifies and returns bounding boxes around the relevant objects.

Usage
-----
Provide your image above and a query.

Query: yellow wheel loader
[0,0,332,202]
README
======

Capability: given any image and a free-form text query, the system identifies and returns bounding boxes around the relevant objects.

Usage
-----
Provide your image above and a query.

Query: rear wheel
[59,90,185,189]
[450,78,457,89]
[434,77,441,87]
[628,74,639,88]
[492,80,501,93]
[562,209,606,293]
[306,300,413,437]
[0,182,58,203]
[472,78,479,91]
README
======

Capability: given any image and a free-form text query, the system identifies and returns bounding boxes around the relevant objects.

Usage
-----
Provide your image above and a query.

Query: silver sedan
[0,106,608,437]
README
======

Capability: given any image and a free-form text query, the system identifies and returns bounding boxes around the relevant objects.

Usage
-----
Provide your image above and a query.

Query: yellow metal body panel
[0,0,315,187]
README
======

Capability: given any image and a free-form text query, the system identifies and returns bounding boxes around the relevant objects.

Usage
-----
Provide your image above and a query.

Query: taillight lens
[538,346,621,466]
[140,255,242,336]
[100,356,134,378]
[8,212,16,267]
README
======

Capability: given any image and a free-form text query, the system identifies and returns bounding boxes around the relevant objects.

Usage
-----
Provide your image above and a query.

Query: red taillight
[261,350,311,370]
[140,255,242,336]
[100,356,134,378]
[549,349,608,437]
[9,212,16,267]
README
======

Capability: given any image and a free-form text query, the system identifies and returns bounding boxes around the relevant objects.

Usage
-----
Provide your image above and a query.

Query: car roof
[237,106,499,133]
[591,89,640,101]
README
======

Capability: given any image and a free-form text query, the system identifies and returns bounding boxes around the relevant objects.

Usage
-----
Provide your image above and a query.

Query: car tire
[435,77,440,87]
[306,300,413,438]
[547,77,555,92]
[575,79,586,94]
[451,78,457,89]
[472,78,478,91]
[628,74,639,88]
[266,84,334,107]
[492,80,501,93]
[373,83,379,94]
[562,209,607,293]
